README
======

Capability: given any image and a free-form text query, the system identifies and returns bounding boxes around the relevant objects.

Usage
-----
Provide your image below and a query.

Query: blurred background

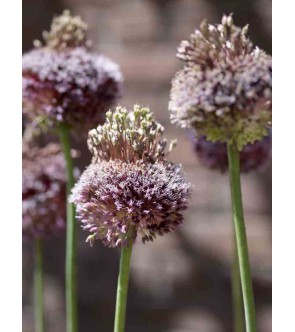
[22,1,272,331]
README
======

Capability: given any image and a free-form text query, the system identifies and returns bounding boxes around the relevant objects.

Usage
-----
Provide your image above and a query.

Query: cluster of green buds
[88,105,177,163]
[34,9,91,50]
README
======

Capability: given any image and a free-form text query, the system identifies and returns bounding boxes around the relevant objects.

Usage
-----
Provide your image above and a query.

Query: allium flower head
[70,105,191,247]
[194,132,271,173]
[70,160,191,247]
[169,14,272,150]
[22,143,66,239]
[22,10,123,130]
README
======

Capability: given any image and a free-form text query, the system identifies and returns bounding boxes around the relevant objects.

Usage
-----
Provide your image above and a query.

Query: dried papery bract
[169,15,272,150]
[22,10,123,131]
[22,143,66,239]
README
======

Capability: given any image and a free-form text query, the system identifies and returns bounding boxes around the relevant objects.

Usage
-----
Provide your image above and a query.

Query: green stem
[227,142,256,332]
[58,123,77,332]
[114,243,133,332]
[232,235,245,332]
[34,238,44,332]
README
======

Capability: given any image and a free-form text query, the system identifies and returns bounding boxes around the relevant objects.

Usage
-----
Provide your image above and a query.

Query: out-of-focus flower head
[194,131,271,173]
[169,14,272,150]
[70,105,191,248]
[22,10,123,131]
[22,142,66,239]
[39,9,92,50]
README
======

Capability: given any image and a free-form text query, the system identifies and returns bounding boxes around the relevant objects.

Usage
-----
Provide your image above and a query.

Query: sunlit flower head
[70,105,191,247]
[169,14,272,150]
[70,160,191,247]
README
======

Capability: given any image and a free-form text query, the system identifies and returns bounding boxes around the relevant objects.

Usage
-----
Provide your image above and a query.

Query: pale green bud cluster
[88,105,177,163]
[34,10,91,50]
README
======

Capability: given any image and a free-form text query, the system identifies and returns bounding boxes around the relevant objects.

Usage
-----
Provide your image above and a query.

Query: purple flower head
[70,105,191,247]
[22,143,66,239]
[169,14,272,150]
[22,10,123,131]
[70,160,191,248]
[195,132,271,173]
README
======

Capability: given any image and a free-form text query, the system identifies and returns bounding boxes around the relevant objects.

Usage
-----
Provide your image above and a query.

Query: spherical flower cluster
[70,160,191,247]
[169,14,272,149]
[194,132,271,173]
[22,143,66,239]
[22,10,123,130]
[70,105,191,247]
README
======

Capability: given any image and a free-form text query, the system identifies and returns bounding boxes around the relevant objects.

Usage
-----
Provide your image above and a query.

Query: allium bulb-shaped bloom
[22,10,123,130]
[70,105,191,247]
[22,143,66,239]
[71,160,190,247]
[194,132,271,173]
[169,14,272,149]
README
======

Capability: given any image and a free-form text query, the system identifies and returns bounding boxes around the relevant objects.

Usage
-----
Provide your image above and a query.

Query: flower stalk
[34,238,44,332]
[58,123,77,332]
[227,142,256,332]
[232,236,245,332]
[114,241,133,332]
